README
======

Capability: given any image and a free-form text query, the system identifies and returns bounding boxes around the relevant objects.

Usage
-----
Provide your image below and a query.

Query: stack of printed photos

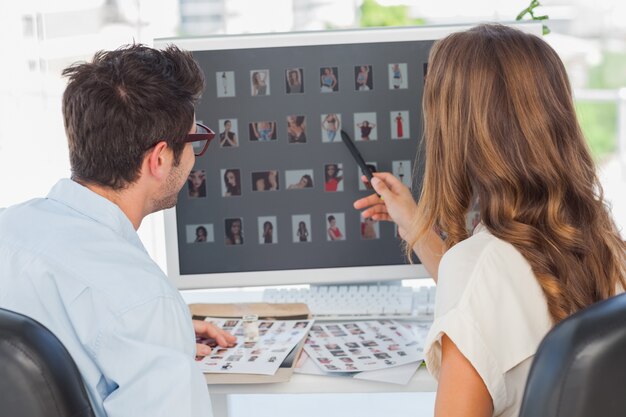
[195,317,314,375]
[302,320,428,374]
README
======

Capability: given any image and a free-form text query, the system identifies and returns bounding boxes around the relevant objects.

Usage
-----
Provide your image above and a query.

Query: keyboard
[262,284,436,321]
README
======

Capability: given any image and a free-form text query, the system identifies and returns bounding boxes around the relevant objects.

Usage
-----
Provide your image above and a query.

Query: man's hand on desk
[193,319,237,357]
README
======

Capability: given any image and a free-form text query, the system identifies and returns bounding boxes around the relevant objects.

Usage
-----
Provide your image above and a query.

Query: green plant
[516,0,550,35]
[575,102,618,162]
[359,0,425,28]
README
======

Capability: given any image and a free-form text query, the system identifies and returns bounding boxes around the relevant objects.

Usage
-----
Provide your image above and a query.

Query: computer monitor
[157,22,541,290]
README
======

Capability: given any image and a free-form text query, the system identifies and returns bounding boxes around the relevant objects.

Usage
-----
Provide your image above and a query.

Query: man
[0,44,235,417]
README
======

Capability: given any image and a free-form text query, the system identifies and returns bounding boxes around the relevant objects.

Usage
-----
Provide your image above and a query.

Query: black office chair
[0,308,95,417]
[519,293,626,417]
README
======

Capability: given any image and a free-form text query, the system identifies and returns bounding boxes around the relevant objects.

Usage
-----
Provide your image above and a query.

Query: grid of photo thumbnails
[195,318,311,372]
[185,61,418,247]
[304,320,426,372]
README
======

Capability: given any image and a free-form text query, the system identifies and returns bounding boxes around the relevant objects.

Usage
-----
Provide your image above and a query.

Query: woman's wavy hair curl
[407,24,626,323]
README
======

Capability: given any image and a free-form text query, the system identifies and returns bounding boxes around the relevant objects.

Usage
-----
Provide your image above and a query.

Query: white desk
[207,368,437,416]
[181,288,438,417]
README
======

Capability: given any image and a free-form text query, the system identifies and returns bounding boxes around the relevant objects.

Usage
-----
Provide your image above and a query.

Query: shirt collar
[46,179,146,250]
[473,222,487,235]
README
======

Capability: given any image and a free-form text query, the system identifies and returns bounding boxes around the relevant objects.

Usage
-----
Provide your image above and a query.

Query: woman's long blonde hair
[408,24,625,323]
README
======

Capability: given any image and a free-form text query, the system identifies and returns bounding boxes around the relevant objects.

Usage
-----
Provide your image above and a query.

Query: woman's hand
[355,172,445,281]
[353,172,418,239]
[193,319,237,357]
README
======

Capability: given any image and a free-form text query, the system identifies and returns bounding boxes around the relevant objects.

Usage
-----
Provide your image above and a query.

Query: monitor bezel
[157,22,542,290]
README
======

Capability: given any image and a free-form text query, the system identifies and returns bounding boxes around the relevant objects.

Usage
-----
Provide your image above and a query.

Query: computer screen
[157,22,541,289]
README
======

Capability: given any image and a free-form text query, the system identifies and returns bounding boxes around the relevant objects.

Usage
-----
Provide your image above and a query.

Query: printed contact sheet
[196,317,314,375]
[303,320,429,373]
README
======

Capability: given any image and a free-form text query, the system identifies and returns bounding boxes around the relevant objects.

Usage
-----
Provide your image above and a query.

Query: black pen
[340,130,382,198]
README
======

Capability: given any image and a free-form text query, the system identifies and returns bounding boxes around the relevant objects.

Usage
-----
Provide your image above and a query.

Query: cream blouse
[424,225,553,416]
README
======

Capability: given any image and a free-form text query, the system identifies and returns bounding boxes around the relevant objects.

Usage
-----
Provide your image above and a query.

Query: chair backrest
[518,293,626,417]
[0,308,95,417]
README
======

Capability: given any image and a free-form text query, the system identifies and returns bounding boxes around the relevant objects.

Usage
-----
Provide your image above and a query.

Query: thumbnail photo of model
[392,160,412,188]
[258,216,277,244]
[250,69,270,96]
[287,115,307,144]
[216,71,235,97]
[321,113,341,143]
[320,67,338,93]
[354,65,373,91]
[285,169,314,190]
[292,214,311,243]
[219,119,239,147]
[324,163,343,192]
[186,224,214,244]
[326,213,346,241]
[251,170,279,191]
[388,63,408,89]
[224,218,244,245]
[187,169,206,198]
[354,112,378,141]
[285,68,304,94]
[249,121,277,142]
[390,111,410,140]
[220,169,242,197]
[360,214,379,240]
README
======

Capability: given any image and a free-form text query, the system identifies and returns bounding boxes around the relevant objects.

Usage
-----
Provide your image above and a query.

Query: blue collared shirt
[0,179,212,417]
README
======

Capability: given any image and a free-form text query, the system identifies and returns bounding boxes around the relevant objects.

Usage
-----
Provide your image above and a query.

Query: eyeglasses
[186,122,216,157]
[145,122,216,157]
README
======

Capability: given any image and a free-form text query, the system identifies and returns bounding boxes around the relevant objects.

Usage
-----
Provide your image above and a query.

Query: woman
[253,171,279,191]
[357,120,375,141]
[267,170,279,190]
[356,65,370,91]
[187,170,206,198]
[225,218,243,245]
[252,121,275,141]
[395,112,404,138]
[251,71,267,96]
[219,120,238,147]
[326,215,343,241]
[320,67,337,93]
[194,225,208,243]
[287,69,302,94]
[288,174,313,189]
[287,116,307,144]
[254,177,267,191]
[297,221,309,242]
[262,221,273,244]
[354,24,625,417]
[391,63,403,89]
[221,71,228,95]
[322,113,340,142]
[324,164,343,192]
[223,169,241,197]
[395,161,406,186]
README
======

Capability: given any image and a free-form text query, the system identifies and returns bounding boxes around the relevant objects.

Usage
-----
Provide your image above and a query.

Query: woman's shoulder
[437,227,537,309]
[442,227,526,276]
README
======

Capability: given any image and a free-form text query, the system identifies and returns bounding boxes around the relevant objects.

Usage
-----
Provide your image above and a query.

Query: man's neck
[76,180,146,230]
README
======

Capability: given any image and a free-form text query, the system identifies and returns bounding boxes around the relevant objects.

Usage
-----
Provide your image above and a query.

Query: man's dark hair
[62,44,205,189]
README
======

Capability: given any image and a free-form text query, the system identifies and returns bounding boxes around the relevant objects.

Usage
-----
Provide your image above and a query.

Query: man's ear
[145,141,171,180]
